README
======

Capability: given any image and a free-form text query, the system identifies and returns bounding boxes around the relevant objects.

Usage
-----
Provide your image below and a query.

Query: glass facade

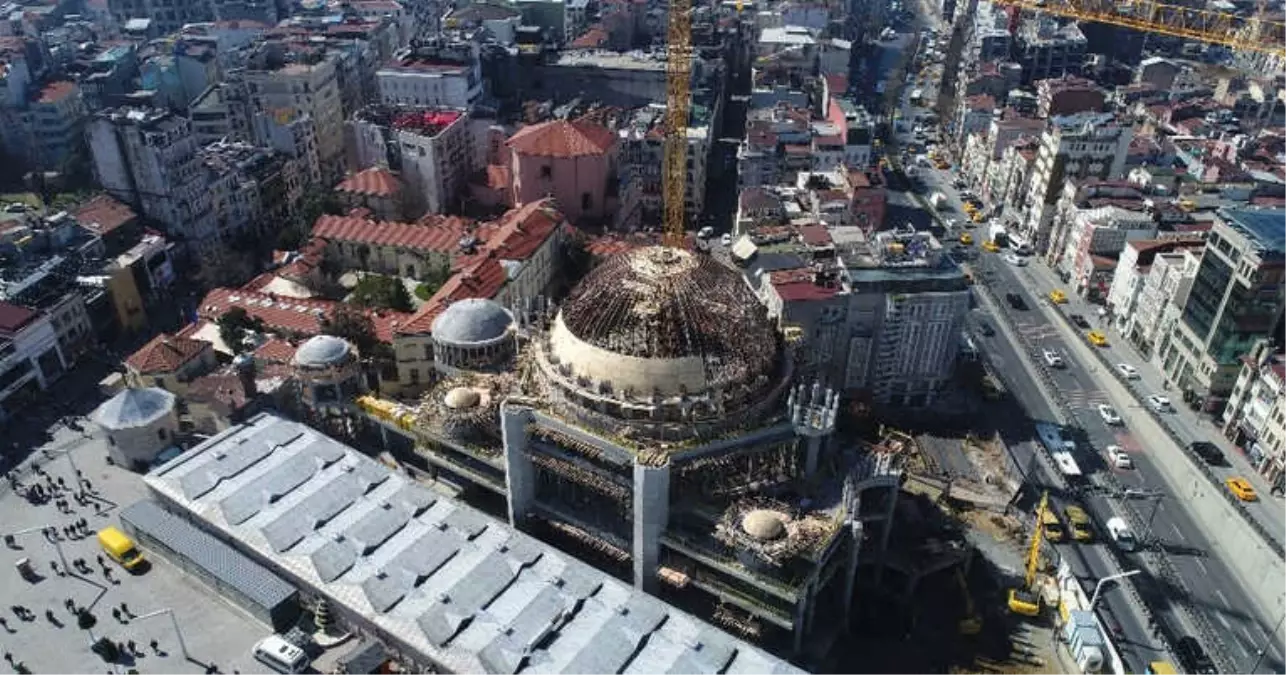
[1181,251,1231,343]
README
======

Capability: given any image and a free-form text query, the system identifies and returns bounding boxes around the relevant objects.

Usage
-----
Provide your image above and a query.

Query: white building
[0,302,66,424]
[349,105,473,217]
[617,105,710,224]
[87,107,216,254]
[1129,246,1201,358]
[91,386,180,470]
[376,46,482,110]
[1221,342,1285,491]
[1056,205,1156,289]
[1107,238,1203,336]
[1016,112,1133,254]
[243,55,345,185]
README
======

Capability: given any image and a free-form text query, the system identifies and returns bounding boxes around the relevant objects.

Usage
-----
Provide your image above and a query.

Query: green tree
[321,306,386,361]
[217,307,265,354]
[350,274,413,312]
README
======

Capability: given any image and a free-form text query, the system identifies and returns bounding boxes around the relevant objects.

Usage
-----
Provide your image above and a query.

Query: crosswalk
[1063,388,1112,410]
[1014,323,1062,343]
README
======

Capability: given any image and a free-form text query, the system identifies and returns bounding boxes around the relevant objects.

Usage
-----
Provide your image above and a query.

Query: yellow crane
[997,0,1285,57]
[661,0,694,248]
[1007,490,1048,616]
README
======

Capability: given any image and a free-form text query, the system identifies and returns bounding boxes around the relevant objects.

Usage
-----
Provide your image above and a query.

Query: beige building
[244,55,345,185]
[334,167,406,221]
[124,332,218,396]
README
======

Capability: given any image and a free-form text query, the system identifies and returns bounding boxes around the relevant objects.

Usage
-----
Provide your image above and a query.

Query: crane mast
[997,0,1285,57]
[662,0,693,248]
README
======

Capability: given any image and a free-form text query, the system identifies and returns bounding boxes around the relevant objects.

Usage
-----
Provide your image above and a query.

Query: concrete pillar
[804,434,823,477]
[842,523,861,631]
[791,581,813,655]
[632,460,671,593]
[500,405,536,529]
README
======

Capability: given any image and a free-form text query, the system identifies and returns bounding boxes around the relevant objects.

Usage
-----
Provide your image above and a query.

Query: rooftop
[73,194,136,237]
[126,332,210,374]
[336,167,404,198]
[507,120,616,158]
[143,413,804,675]
[1219,207,1286,258]
[312,214,467,253]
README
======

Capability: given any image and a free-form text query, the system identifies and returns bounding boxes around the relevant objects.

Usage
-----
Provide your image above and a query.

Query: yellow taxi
[959,232,973,245]
[962,202,977,214]
[971,211,986,223]
[983,241,1000,253]
[934,158,950,170]
[1226,477,1258,501]
[1087,331,1108,347]
[1049,289,1067,304]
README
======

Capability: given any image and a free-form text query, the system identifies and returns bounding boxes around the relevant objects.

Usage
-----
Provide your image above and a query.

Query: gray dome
[741,510,787,541]
[431,298,514,346]
[443,386,481,410]
[93,387,176,430]
[294,335,351,367]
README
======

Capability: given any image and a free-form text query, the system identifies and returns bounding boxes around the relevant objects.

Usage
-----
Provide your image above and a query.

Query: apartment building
[1013,17,1086,85]
[1056,205,1157,300]
[106,0,213,36]
[1106,237,1206,336]
[1159,208,1285,409]
[243,48,345,185]
[616,104,710,224]
[1015,112,1133,255]
[349,104,473,217]
[1131,245,1202,359]
[1221,341,1285,492]
[0,302,65,424]
[12,80,88,170]
[377,44,482,110]
[1035,75,1105,119]
[87,107,215,253]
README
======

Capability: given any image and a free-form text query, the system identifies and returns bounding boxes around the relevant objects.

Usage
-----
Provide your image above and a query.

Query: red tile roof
[479,198,564,260]
[335,167,403,197]
[396,253,510,335]
[312,214,467,253]
[73,194,136,237]
[126,332,210,374]
[799,225,832,246]
[769,269,840,302]
[569,26,609,48]
[197,288,410,343]
[0,302,38,335]
[507,120,616,158]
[36,80,76,104]
[253,337,298,364]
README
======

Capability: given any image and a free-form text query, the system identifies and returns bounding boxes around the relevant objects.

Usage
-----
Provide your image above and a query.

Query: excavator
[1007,491,1051,616]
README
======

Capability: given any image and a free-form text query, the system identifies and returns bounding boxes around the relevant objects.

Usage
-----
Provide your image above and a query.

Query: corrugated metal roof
[143,414,804,675]
[119,500,297,610]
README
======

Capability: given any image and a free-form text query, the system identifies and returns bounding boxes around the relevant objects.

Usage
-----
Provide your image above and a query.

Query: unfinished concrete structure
[352,247,902,658]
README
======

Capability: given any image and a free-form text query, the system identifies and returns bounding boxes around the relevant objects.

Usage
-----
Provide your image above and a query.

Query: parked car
[1105,445,1133,469]
[977,321,995,337]
[1146,394,1173,412]
[1042,349,1064,368]
[1087,331,1108,347]
[1188,441,1227,467]
[1070,314,1091,329]
[1004,252,1028,266]
[1048,289,1067,304]
[1116,363,1140,379]
[1226,477,1258,502]
[1006,293,1027,310]
[1175,636,1217,674]
[1098,404,1123,426]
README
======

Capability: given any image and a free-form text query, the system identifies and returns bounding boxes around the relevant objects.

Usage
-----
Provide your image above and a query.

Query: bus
[1036,422,1086,486]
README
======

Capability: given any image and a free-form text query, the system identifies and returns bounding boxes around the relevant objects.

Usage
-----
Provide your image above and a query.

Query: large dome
[294,335,352,367]
[432,298,514,346]
[549,246,780,396]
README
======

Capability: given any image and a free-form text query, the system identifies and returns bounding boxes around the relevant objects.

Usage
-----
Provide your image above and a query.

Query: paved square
[1,425,268,674]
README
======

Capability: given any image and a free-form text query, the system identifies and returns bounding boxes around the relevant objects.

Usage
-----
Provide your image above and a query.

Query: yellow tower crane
[997,0,1285,57]
[661,0,694,248]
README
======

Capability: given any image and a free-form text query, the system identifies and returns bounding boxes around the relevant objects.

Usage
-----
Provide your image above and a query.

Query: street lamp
[1088,569,1142,611]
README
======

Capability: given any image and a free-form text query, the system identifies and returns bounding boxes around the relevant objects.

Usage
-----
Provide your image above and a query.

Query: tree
[321,306,384,360]
[217,307,265,354]
[349,274,413,312]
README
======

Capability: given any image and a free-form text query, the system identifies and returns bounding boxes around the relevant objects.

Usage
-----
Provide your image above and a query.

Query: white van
[1106,517,1137,552]
[253,635,309,674]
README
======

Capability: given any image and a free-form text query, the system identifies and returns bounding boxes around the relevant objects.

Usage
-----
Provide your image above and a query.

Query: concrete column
[501,405,536,529]
[632,461,671,593]
[803,435,823,478]
[791,581,813,655]
[842,523,861,631]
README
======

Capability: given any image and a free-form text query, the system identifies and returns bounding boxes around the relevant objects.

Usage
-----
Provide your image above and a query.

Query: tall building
[1160,207,1286,409]
[1012,17,1086,85]
[1220,340,1285,492]
[87,107,215,253]
[0,302,67,423]
[243,48,345,185]
[349,104,474,217]
[1131,245,1202,359]
[1015,113,1133,254]
[376,43,482,110]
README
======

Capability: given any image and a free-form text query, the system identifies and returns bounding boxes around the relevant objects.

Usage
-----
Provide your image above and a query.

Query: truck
[988,221,1009,246]
[97,526,146,572]
[930,192,948,210]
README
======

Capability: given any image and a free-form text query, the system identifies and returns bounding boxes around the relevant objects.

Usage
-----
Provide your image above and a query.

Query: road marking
[1217,614,1232,630]
[1195,559,1208,575]
[1239,625,1258,649]
[1215,589,1231,608]
[1171,522,1183,537]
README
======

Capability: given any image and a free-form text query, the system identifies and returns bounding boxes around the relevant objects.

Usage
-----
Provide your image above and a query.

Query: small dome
[294,335,351,367]
[431,298,514,346]
[741,509,787,541]
[443,386,481,410]
[93,387,176,430]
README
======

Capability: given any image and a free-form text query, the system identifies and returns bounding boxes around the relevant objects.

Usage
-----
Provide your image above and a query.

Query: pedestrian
[44,609,54,623]
[84,479,93,493]
[49,561,59,576]
[127,640,136,655]
[2,651,10,664]
[119,602,129,617]
[56,476,65,488]
[96,554,104,567]
[64,599,74,612]
[150,639,159,654]
[111,608,121,622]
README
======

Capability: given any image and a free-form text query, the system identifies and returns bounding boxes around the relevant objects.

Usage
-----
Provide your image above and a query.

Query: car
[977,321,995,337]
[983,241,1000,252]
[1226,477,1258,501]
[1146,394,1173,412]
[1188,441,1227,467]
[1070,314,1091,329]
[720,233,732,246]
[697,226,715,239]
[1042,349,1064,368]
[1115,363,1140,379]
[971,211,986,223]
[1105,445,1133,469]
[959,232,973,245]
[1004,252,1028,266]
[1006,293,1027,310]
[1098,404,1123,426]
[1175,636,1217,675]
[1049,289,1067,304]
[1087,330,1108,347]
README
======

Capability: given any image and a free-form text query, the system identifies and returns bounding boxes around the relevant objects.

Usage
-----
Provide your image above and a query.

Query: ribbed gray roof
[431,299,513,346]
[294,335,352,367]
[143,414,805,675]
[119,499,297,610]
[93,387,176,430]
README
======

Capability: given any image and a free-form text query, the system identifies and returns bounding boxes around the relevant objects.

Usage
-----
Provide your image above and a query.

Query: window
[581,193,592,210]
[410,368,420,384]
[540,165,552,179]
[158,429,167,441]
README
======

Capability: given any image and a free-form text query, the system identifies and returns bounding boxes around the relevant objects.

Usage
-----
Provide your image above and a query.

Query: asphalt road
[973,250,1286,674]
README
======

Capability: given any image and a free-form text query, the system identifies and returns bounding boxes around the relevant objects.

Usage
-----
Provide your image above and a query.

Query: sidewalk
[1014,259,1285,536]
